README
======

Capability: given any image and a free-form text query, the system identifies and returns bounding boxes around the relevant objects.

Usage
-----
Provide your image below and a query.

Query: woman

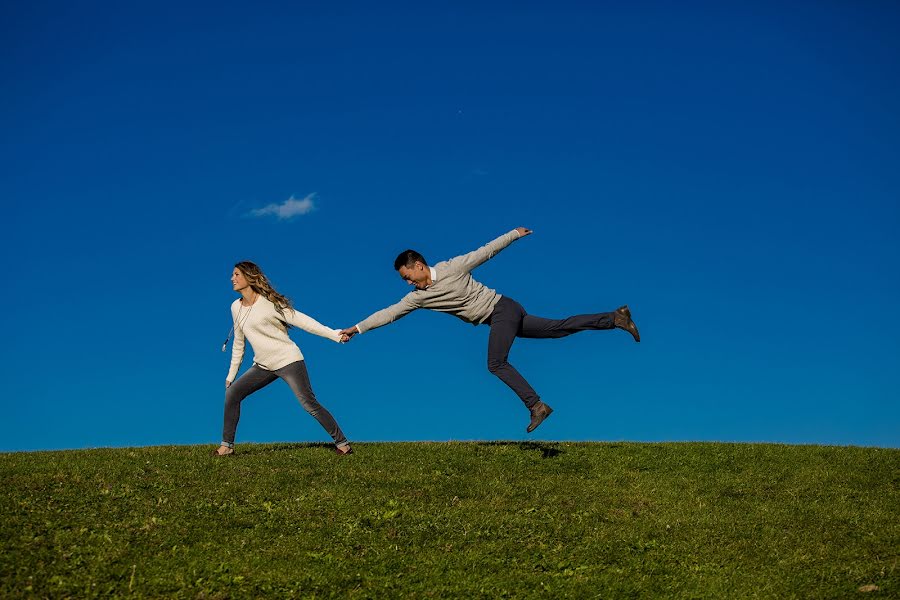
[214,261,352,456]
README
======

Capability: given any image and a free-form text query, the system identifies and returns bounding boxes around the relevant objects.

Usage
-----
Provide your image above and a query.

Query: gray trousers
[223,360,348,446]
[485,296,616,409]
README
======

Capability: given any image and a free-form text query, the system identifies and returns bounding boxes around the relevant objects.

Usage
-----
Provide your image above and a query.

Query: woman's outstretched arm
[284,309,344,343]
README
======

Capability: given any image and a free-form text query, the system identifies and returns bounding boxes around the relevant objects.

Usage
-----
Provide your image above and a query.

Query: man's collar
[428,266,438,287]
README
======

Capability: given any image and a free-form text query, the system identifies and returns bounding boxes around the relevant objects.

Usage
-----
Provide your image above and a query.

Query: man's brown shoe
[614,305,640,343]
[527,401,554,433]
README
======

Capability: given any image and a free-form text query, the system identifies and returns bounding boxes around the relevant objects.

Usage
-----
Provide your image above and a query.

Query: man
[340,227,640,433]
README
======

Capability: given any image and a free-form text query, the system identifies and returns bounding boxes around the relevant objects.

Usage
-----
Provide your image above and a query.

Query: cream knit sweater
[227,295,342,383]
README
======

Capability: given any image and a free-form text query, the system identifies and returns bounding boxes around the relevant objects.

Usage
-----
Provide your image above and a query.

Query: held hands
[339,326,359,343]
[516,227,533,237]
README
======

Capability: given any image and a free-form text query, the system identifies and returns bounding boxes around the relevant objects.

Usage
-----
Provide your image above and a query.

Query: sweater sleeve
[355,293,420,334]
[283,309,343,343]
[226,307,245,383]
[445,229,521,274]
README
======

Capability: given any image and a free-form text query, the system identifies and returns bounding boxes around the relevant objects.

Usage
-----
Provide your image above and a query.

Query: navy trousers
[484,296,616,409]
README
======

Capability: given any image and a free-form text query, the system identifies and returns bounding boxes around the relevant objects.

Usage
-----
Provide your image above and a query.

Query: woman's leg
[222,364,278,447]
[276,361,349,447]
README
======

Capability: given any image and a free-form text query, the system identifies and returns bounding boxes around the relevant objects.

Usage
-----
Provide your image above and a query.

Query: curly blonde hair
[234,261,294,322]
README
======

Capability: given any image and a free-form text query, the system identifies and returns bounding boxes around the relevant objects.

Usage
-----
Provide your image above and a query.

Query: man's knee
[487,358,506,375]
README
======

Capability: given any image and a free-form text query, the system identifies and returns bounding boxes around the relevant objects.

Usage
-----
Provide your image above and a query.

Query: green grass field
[2,442,898,598]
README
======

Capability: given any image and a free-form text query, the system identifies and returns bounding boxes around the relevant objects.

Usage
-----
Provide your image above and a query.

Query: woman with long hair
[215,261,352,456]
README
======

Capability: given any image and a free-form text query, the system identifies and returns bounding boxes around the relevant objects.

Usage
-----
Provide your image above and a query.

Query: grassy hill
[2,442,898,598]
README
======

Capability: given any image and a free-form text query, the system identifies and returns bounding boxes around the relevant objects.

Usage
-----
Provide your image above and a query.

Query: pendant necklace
[221,293,257,351]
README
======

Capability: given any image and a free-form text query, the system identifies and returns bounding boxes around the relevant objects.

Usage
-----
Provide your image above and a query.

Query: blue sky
[2,2,898,451]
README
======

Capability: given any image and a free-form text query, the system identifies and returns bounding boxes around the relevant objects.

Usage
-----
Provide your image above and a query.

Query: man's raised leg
[520,305,639,342]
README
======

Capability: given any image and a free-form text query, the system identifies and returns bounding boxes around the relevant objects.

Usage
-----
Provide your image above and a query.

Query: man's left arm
[447,227,532,273]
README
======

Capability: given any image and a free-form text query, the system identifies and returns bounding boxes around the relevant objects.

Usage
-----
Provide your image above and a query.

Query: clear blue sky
[2,2,898,451]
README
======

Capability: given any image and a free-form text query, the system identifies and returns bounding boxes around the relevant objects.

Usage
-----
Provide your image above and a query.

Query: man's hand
[516,227,533,237]
[339,326,359,342]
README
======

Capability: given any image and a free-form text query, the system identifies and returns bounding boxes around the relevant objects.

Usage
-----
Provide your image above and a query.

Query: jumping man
[340,228,640,433]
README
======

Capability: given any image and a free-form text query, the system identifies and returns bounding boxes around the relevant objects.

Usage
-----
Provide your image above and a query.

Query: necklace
[221,295,257,352]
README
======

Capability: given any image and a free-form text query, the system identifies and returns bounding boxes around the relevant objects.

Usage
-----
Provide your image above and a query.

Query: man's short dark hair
[394,250,427,271]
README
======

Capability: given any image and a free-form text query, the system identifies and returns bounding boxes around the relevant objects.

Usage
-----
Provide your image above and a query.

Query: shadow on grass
[477,441,565,459]
[214,441,566,459]
[216,442,335,457]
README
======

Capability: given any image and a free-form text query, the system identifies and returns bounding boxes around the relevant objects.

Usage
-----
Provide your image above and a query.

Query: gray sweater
[356,229,522,333]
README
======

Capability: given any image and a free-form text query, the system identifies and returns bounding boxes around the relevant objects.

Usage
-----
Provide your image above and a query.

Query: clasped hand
[339,327,359,343]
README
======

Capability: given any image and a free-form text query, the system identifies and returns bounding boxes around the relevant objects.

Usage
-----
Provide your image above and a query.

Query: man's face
[398,261,430,290]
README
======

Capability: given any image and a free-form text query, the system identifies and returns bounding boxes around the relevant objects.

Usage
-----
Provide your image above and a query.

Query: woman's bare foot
[335,443,353,456]
[212,445,234,456]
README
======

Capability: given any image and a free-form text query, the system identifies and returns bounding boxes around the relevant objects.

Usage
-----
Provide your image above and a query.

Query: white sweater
[227,295,342,383]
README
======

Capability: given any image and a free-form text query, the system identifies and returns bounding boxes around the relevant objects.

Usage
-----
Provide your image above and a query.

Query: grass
[2,442,898,598]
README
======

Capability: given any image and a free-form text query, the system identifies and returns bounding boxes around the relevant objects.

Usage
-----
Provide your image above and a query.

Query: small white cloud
[249,193,316,220]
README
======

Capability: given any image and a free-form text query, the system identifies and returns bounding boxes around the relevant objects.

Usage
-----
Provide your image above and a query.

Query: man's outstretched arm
[340,294,420,341]
[447,227,532,274]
